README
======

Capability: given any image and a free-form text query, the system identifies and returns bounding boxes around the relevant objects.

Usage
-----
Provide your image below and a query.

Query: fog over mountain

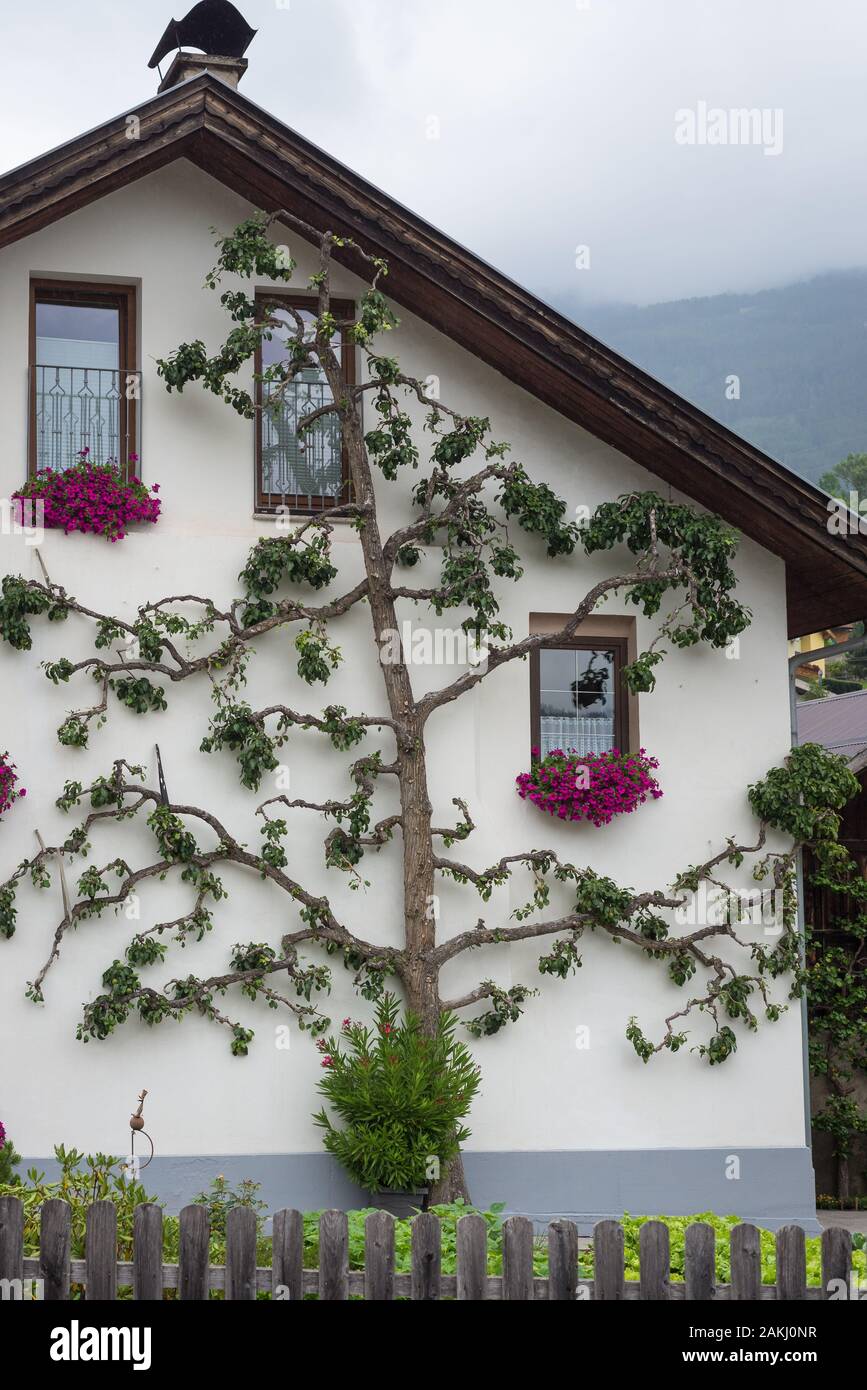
[563,270,867,487]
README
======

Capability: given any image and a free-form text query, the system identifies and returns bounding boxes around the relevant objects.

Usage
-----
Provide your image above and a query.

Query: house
[798,686,867,769]
[3,1,867,1230]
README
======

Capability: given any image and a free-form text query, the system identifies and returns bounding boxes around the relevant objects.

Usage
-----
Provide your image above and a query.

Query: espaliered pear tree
[0,212,842,1200]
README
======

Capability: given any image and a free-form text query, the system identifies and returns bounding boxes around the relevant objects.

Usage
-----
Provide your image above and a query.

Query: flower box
[516,747,662,826]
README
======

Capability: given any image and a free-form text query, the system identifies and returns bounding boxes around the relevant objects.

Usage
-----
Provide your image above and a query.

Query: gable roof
[1,70,863,638]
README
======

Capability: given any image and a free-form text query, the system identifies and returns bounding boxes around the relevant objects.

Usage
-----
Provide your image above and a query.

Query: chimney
[157,50,248,92]
[148,0,257,92]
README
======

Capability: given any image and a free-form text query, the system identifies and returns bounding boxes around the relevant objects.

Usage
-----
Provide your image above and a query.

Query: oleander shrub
[313,994,482,1193]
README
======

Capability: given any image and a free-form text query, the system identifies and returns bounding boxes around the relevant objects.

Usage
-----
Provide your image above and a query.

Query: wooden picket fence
[0,1196,858,1299]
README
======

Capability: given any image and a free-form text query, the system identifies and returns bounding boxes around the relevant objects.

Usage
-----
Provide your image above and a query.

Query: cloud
[2,0,866,306]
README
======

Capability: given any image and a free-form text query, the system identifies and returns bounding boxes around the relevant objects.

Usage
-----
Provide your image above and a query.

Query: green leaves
[582,492,751,649]
[77,866,109,902]
[56,716,89,748]
[538,936,583,979]
[43,657,75,685]
[295,629,341,685]
[259,819,288,871]
[695,1026,738,1066]
[0,575,68,651]
[125,936,167,968]
[351,288,398,346]
[749,742,860,847]
[464,983,538,1037]
[148,806,198,863]
[365,391,418,478]
[499,465,580,557]
[200,703,279,792]
[0,884,17,940]
[239,534,338,626]
[110,676,168,716]
[622,649,664,694]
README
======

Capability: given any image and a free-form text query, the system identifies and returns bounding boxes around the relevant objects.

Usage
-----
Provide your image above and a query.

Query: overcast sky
[2,0,865,306]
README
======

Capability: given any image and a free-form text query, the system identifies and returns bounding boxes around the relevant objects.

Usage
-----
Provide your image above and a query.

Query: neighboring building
[3,5,867,1228]
[798,686,867,768]
[789,626,854,688]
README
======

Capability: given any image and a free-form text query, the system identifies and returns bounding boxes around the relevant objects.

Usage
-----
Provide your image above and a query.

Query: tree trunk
[429,1148,471,1205]
[332,370,473,1205]
[836,1152,850,1203]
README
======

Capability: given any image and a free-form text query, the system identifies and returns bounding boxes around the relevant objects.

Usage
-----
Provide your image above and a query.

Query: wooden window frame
[28,278,138,479]
[254,292,356,515]
[530,636,629,758]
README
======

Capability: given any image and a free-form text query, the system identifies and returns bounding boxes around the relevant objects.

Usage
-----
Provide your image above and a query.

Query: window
[254,294,355,514]
[530,638,627,757]
[29,280,138,477]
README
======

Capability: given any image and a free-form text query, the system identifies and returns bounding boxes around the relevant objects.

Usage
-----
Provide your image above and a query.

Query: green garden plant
[0,1120,21,1185]
[314,995,481,1192]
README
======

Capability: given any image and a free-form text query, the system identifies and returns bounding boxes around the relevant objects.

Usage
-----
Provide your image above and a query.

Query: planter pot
[367,1188,429,1219]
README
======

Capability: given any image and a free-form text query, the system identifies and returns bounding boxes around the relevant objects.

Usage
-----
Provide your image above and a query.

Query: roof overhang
[1,72,863,639]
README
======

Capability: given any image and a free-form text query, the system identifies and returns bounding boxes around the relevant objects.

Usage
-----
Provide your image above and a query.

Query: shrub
[13,451,160,542]
[0,1119,21,1184]
[516,746,663,825]
[313,994,482,1193]
[0,1145,156,1262]
[192,1174,268,1238]
[823,677,864,695]
[0,753,25,820]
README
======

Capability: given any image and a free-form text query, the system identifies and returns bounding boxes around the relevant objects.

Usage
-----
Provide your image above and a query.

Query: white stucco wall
[0,161,802,1161]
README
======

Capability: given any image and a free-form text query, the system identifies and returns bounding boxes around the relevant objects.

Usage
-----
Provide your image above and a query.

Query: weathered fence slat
[820,1226,852,1300]
[639,1220,670,1301]
[272,1208,303,1302]
[40,1198,72,1301]
[730,1223,762,1301]
[411,1211,442,1300]
[456,1213,487,1300]
[594,1219,625,1300]
[364,1210,395,1301]
[776,1225,807,1302]
[0,1193,24,1291]
[547,1220,579,1301]
[226,1205,258,1301]
[503,1215,535,1301]
[178,1204,210,1301]
[85,1200,117,1301]
[133,1203,163,1301]
[684,1221,716,1302]
[319,1209,349,1301]
[1,1194,857,1302]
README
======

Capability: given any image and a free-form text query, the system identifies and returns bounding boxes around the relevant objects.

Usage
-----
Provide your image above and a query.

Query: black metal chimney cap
[148,0,257,69]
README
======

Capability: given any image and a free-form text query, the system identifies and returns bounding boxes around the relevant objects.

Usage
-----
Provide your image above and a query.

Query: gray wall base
[22,1146,820,1233]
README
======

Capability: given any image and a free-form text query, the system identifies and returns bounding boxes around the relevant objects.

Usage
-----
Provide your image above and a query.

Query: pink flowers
[0,754,25,821]
[516,747,663,826]
[320,1055,334,1069]
[13,451,161,542]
